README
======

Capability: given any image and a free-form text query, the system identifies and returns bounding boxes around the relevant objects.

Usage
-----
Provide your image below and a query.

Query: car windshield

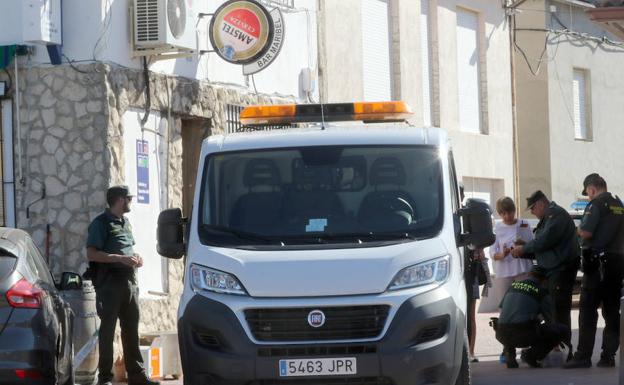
[198,145,444,247]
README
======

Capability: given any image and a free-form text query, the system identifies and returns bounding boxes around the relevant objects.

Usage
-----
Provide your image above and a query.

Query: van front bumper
[178,289,465,385]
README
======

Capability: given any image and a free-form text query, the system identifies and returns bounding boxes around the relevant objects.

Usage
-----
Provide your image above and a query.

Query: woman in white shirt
[491,197,534,284]
[491,197,534,363]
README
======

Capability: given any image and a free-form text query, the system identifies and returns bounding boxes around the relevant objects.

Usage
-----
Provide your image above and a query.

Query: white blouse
[490,219,534,278]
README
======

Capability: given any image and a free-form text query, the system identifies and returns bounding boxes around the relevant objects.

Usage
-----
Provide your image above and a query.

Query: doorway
[181,118,211,218]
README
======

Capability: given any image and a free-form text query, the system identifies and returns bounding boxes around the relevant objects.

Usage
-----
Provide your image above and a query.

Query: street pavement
[472,306,618,385]
[115,307,618,385]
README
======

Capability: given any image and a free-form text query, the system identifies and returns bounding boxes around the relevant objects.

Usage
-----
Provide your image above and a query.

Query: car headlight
[190,264,248,296]
[387,255,450,291]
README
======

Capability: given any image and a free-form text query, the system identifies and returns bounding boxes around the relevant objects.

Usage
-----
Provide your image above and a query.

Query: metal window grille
[226,104,293,134]
[258,0,296,11]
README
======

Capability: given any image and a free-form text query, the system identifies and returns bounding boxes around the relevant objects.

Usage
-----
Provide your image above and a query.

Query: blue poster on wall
[136,140,150,204]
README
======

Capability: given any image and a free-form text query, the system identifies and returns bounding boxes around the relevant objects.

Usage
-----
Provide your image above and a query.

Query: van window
[198,145,444,247]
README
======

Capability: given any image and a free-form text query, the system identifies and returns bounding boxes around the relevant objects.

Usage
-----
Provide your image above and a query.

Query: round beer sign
[209,0,273,65]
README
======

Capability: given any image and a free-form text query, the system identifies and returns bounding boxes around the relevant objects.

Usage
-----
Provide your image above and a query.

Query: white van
[157,102,495,385]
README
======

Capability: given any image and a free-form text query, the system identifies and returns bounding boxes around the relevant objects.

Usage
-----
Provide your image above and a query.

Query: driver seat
[358,157,415,231]
[230,159,283,232]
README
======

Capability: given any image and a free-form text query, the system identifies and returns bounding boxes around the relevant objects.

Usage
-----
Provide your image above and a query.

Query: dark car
[0,228,80,385]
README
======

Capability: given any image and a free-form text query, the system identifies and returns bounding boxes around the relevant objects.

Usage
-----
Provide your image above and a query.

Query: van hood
[196,239,449,297]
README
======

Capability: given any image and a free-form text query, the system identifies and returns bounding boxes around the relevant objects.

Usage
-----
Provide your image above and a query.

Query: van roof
[206,126,448,153]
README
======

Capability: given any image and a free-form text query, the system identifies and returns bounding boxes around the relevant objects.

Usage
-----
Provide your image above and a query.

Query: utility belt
[582,249,622,281]
[91,263,135,288]
[489,318,538,333]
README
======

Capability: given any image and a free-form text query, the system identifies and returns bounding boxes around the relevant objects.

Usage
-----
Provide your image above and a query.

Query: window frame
[572,68,592,141]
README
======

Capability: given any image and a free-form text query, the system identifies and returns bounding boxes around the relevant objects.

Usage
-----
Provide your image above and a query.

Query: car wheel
[454,342,471,385]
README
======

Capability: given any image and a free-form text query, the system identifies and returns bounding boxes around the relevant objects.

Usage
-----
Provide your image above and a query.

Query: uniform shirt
[580,192,624,254]
[491,220,534,278]
[86,210,136,273]
[498,278,552,324]
[523,201,578,274]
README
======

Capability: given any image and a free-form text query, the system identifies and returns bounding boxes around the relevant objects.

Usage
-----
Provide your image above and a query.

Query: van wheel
[455,343,471,385]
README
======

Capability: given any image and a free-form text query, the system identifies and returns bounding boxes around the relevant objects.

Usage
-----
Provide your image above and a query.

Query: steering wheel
[389,197,415,223]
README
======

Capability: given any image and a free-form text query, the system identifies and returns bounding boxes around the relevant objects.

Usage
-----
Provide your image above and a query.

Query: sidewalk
[472,306,619,385]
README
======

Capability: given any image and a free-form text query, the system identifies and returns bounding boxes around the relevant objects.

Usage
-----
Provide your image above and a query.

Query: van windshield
[198,145,444,247]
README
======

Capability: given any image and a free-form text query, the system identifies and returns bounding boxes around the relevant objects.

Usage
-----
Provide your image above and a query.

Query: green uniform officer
[511,190,579,356]
[565,174,624,368]
[86,185,159,385]
[494,266,567,368]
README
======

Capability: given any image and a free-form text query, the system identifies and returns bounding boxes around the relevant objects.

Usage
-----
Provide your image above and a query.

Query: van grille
[245,306,390,342]
[258,344,377,358]
[136,0,160,42]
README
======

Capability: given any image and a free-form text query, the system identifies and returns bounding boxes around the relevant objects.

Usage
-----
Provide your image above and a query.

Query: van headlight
[387,255,450,291]
[190,264,248,296]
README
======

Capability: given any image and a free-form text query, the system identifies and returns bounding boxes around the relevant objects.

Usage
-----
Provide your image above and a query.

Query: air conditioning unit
[134,0,196,52]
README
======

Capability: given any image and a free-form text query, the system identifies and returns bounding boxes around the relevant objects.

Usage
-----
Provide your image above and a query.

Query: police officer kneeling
[494,266,567,368]
[564,173,624,368]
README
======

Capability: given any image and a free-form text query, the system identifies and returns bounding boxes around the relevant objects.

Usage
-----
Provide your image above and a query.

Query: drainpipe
[1,100,15,227]
[507,4,521,214]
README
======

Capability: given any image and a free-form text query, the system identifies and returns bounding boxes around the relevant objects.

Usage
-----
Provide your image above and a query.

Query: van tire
[455,343,471,385]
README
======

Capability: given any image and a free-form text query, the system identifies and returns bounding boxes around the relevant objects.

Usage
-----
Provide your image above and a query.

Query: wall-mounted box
[0,0,62,46]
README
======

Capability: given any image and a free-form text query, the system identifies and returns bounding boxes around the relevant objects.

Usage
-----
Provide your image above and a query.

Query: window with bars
[226,104,293,134]
[258,0,295,11]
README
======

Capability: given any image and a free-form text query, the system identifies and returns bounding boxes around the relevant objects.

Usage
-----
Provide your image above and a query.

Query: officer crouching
[493,266,567,368]
[564,173,624,368]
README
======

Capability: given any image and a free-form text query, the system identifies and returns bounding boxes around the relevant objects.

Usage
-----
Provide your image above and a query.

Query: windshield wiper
[200,224,277,244]
[306,232,419,243]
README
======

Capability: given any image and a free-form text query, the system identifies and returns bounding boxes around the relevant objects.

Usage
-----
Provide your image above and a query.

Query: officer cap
[106,185,134,203]
[530,265,547,280]
[526,190,547,210]
[582,173,606,196]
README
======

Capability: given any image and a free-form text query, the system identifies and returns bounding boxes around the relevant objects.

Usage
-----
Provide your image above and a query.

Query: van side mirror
[458,198,495,249]
[157,208,186,259]
[59,272,82,291]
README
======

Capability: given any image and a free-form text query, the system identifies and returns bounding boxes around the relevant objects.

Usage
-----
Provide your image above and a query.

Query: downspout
[316,0,326,105]
[1,100,15,227]
[14,56,23,186]
[508,6,521,214]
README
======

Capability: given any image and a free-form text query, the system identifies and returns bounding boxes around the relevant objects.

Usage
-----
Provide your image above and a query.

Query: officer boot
[520,349,541,368]
[505,350,519,369]
[596,354,615,368]
[563,352,592,369]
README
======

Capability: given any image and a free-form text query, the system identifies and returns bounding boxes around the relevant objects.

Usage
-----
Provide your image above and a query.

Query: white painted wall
[122,109,169,298]
[22,0,317,99]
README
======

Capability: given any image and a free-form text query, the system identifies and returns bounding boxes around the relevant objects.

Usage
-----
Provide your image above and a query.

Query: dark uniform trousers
[548,259,579,347]
[95,273,145,383]
[496,322,567,360]
[577,254,624,359]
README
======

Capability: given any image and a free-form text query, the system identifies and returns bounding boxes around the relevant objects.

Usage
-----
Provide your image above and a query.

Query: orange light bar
[240,101,413,126]
[353,101,413,122]
[240,104,297,125]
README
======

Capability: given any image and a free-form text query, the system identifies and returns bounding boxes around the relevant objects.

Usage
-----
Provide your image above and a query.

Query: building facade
[0,0,516,342]
[515,0,624,207]
[319,0,514,211]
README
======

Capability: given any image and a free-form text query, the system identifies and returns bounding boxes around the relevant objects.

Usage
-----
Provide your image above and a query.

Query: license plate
[279,357,357,377]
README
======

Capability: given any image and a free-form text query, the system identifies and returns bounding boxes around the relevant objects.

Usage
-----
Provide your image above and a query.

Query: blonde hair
[496,196,516,214]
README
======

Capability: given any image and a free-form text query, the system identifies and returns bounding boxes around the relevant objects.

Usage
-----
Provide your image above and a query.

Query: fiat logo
[307,309,326,328]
